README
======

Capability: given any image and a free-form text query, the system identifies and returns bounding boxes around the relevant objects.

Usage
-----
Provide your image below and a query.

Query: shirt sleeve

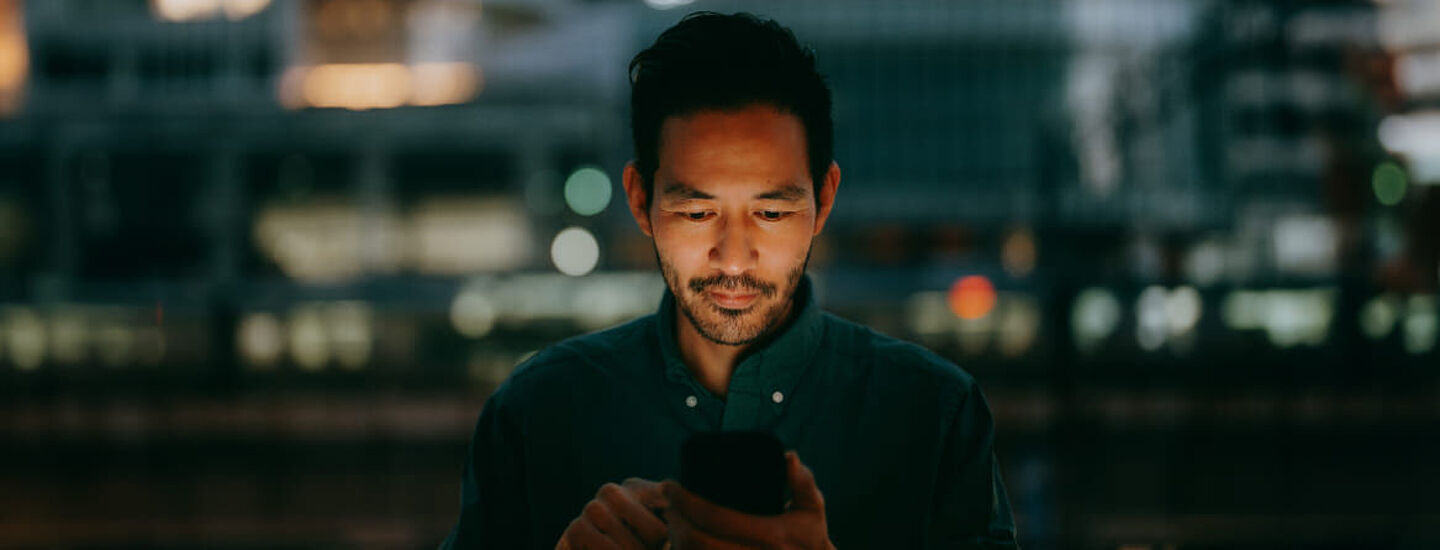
[925,384,1020,549]
[440,388,533,550]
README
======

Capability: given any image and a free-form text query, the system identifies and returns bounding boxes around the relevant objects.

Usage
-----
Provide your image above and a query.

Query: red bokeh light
[947,275,996,320]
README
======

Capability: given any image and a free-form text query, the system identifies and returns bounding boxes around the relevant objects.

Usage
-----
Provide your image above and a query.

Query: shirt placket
[719,355,767,431]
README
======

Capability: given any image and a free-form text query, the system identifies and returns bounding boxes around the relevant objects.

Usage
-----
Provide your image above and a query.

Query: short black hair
[628,12,833,208]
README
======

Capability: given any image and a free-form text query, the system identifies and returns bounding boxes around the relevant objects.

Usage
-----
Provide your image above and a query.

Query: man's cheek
[758,241,805,269]
[657,241,707,281]
[661,233,711,260]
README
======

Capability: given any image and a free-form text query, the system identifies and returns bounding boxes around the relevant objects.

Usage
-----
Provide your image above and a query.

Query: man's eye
[759,210,789,221]
[683,212,711,221]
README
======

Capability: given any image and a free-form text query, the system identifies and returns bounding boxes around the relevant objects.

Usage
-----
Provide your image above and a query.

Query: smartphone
[679,430,787,516]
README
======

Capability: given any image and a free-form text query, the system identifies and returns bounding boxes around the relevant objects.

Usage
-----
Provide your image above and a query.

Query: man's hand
[661,451,835,550]
[557,477,670,550]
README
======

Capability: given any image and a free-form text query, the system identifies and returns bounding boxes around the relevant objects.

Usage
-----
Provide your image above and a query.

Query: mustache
[687,273,777,298]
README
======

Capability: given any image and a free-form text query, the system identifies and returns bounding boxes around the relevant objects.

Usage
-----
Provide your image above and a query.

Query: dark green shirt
[442,276,1018,549]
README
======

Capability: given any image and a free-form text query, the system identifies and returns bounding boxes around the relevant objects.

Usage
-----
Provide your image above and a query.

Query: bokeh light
[1184,239,1227,286]
[1223,289,1335,348]
[301,63,411,111]
[550,227,600,277]
[997,296,1041,358]
[1167,286,1203,336]
[279,62,481,111]
[221,0,271,20]
[451,285,497,339]
[3,307,45,371]
[1360,295,1398,340]
[327,302,373,371]
[563,167,613,216]
[1072,288,1121,354]
[0,0,27,116]
[948,275,997,320]
[1135,286,1169,351]
[151,0,271,22]
[288,305,329,372]
[1001,228,1037,278]
[1403,296,1438,355]
[49,310,88,365]
[239,312,285,369]
[1372,161,1408,206]
[152,0,221,22]
[643,0,696,9]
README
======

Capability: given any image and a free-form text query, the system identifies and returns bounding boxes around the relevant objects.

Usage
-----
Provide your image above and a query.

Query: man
[442,12,1018,549]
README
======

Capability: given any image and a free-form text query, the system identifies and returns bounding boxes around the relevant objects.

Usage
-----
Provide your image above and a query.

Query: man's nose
[709,216,758,276]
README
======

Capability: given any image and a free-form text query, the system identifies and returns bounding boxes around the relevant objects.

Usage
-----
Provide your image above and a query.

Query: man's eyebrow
[661,182,714,200]
[754,184,808,201]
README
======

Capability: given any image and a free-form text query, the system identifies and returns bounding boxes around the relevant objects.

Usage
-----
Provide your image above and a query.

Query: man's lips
[706,290,759,309]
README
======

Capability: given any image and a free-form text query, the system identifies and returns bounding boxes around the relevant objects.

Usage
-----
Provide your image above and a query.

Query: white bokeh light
[1404,296,1438,355]
[4,307,46,371]
[1072,288,1121,355]
[1166,286,1203,336]
[1360,295,1399,340]
[550,227,600,277]
[238,312,284,369]
[327,302,372,371]
[451,285,497,339]
[1135,285,1170,351]
[644,0,696,9]
[288,306,329,372]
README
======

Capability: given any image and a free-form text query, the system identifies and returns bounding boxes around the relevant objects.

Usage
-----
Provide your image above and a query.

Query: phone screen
[679,431,788,516]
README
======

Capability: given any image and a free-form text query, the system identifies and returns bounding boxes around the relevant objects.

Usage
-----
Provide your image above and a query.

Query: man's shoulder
[821,311,978,392]
[493,314,657,399]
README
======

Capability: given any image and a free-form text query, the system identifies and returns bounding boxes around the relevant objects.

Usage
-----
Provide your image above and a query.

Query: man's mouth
[706,290,759,309]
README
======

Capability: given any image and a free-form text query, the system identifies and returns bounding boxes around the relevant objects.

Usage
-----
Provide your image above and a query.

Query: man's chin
[696,327,765,347]
[682,300,769,345]
[708,303,757,318]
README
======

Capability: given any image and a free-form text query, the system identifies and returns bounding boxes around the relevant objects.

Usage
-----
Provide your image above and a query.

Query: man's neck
[673,301,795,401]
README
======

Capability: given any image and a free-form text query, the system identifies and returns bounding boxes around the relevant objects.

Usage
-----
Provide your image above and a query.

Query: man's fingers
[583,497,646,550]
[565,516,623,550]
[600,481,669,547]
[622,477,670,513]
[560,479,672,550]
[661,480,781,544]
[785,450,825,512]
[664,507,752,550]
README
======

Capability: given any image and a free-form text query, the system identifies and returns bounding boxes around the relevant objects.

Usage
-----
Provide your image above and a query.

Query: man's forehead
[660,181,809,201]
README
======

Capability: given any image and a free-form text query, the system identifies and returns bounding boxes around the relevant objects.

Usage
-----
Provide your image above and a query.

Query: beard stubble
[658,249,810,346]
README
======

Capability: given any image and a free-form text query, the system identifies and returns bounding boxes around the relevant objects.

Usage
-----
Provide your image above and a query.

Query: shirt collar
[655,274,825,403]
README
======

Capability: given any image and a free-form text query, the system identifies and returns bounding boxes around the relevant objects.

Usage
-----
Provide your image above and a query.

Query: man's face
[624,104,837,346]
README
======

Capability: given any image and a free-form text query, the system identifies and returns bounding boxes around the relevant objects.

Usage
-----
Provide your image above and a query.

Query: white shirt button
[685,395,698,408]
[771,391,784,404]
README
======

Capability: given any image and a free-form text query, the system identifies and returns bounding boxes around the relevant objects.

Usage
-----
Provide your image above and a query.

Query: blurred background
[0,0,1438,548]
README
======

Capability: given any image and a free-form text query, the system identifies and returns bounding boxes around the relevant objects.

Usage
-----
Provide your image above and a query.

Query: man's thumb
[785,450,825,511]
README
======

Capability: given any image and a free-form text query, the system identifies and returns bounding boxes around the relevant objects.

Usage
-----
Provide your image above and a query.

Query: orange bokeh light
[948,275,996,320]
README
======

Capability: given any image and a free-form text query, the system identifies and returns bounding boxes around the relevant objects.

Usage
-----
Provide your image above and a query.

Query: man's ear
[622,161,654,237]
[813,161,840,236]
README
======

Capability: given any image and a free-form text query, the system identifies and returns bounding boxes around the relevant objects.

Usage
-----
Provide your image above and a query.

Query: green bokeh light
[1372,162,1408,206]
[563,167,612,216]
